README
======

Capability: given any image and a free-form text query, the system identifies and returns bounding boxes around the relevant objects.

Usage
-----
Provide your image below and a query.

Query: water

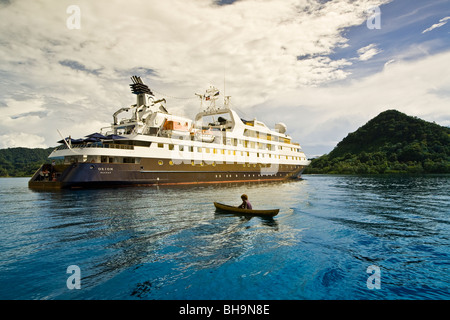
[0,175,448,300]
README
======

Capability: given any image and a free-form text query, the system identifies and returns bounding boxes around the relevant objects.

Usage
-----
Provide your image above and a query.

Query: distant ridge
[306,110,450,174]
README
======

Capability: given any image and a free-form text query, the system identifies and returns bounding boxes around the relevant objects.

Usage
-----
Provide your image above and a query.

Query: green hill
[0,147,54,177]
[305,110,450,174]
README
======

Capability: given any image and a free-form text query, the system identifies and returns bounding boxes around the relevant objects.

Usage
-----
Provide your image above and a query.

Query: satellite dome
[275,122,287,134]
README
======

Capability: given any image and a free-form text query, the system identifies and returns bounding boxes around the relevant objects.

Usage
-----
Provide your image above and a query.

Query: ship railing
[55,143,134,151]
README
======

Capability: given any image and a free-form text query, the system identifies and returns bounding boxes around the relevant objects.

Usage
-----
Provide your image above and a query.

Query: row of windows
[156,160,299,170]
[214,173,290,178]
[64,155,140,164]
[156,143,305,160]
[243,129,291,144]
[158,139,301,153]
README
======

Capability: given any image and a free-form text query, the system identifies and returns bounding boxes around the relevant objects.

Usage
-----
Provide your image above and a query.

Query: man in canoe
[238,194,252,210]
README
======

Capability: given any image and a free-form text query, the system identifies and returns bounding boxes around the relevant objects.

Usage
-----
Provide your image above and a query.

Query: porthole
[158,160,163,165]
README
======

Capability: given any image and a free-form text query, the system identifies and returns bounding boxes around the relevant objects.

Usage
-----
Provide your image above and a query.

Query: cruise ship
[29,76,310,189]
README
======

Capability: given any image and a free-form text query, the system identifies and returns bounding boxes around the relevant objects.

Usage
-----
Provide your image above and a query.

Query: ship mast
[196,86,222,112]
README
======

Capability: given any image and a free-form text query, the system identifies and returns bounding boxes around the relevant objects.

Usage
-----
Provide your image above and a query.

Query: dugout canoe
[214,202,279,217]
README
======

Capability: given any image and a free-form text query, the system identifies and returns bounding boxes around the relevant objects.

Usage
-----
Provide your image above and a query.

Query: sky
[0,0,449,156]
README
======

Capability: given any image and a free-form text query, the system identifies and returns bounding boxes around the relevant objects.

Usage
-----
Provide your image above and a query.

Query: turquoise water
[0,175,448,300]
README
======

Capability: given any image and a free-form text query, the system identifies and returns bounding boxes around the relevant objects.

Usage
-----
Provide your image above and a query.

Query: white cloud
[422,16,450,33]
[1,0,448,156]
[384,59,395,67]
[255,49,450,156]
[356,43,382,61]
[0,0,390,148]
[0,133,47,149]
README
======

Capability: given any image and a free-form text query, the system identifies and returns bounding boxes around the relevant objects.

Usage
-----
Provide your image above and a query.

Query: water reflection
[2,177,306,299]
[4,175,448,299]
[25,182,304,295]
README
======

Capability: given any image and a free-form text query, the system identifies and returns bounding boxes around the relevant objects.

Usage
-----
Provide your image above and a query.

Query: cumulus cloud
[0,0,391,148]
[1,0,448,156]
[0,133,47,149]
[255,50,450,155]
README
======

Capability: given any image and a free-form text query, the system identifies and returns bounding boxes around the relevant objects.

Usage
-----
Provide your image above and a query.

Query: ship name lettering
[98,167,114,171]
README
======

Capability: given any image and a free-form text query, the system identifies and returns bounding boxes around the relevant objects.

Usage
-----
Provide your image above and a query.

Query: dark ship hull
[29,160,307,189]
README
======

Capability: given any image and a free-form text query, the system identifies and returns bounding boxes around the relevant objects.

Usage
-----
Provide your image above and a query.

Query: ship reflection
[37,183,297,298]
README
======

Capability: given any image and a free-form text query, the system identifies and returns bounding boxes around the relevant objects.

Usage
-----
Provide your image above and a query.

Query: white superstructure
[30,76,310,189]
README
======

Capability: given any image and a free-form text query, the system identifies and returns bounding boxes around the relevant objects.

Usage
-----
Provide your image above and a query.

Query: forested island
[305,110,450,174]
[0,147,54,177]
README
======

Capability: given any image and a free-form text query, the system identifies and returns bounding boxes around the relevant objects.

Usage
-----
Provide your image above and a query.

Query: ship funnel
[130,76,153,107]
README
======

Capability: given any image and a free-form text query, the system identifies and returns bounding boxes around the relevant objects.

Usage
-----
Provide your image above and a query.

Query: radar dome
[275,122,287,134]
